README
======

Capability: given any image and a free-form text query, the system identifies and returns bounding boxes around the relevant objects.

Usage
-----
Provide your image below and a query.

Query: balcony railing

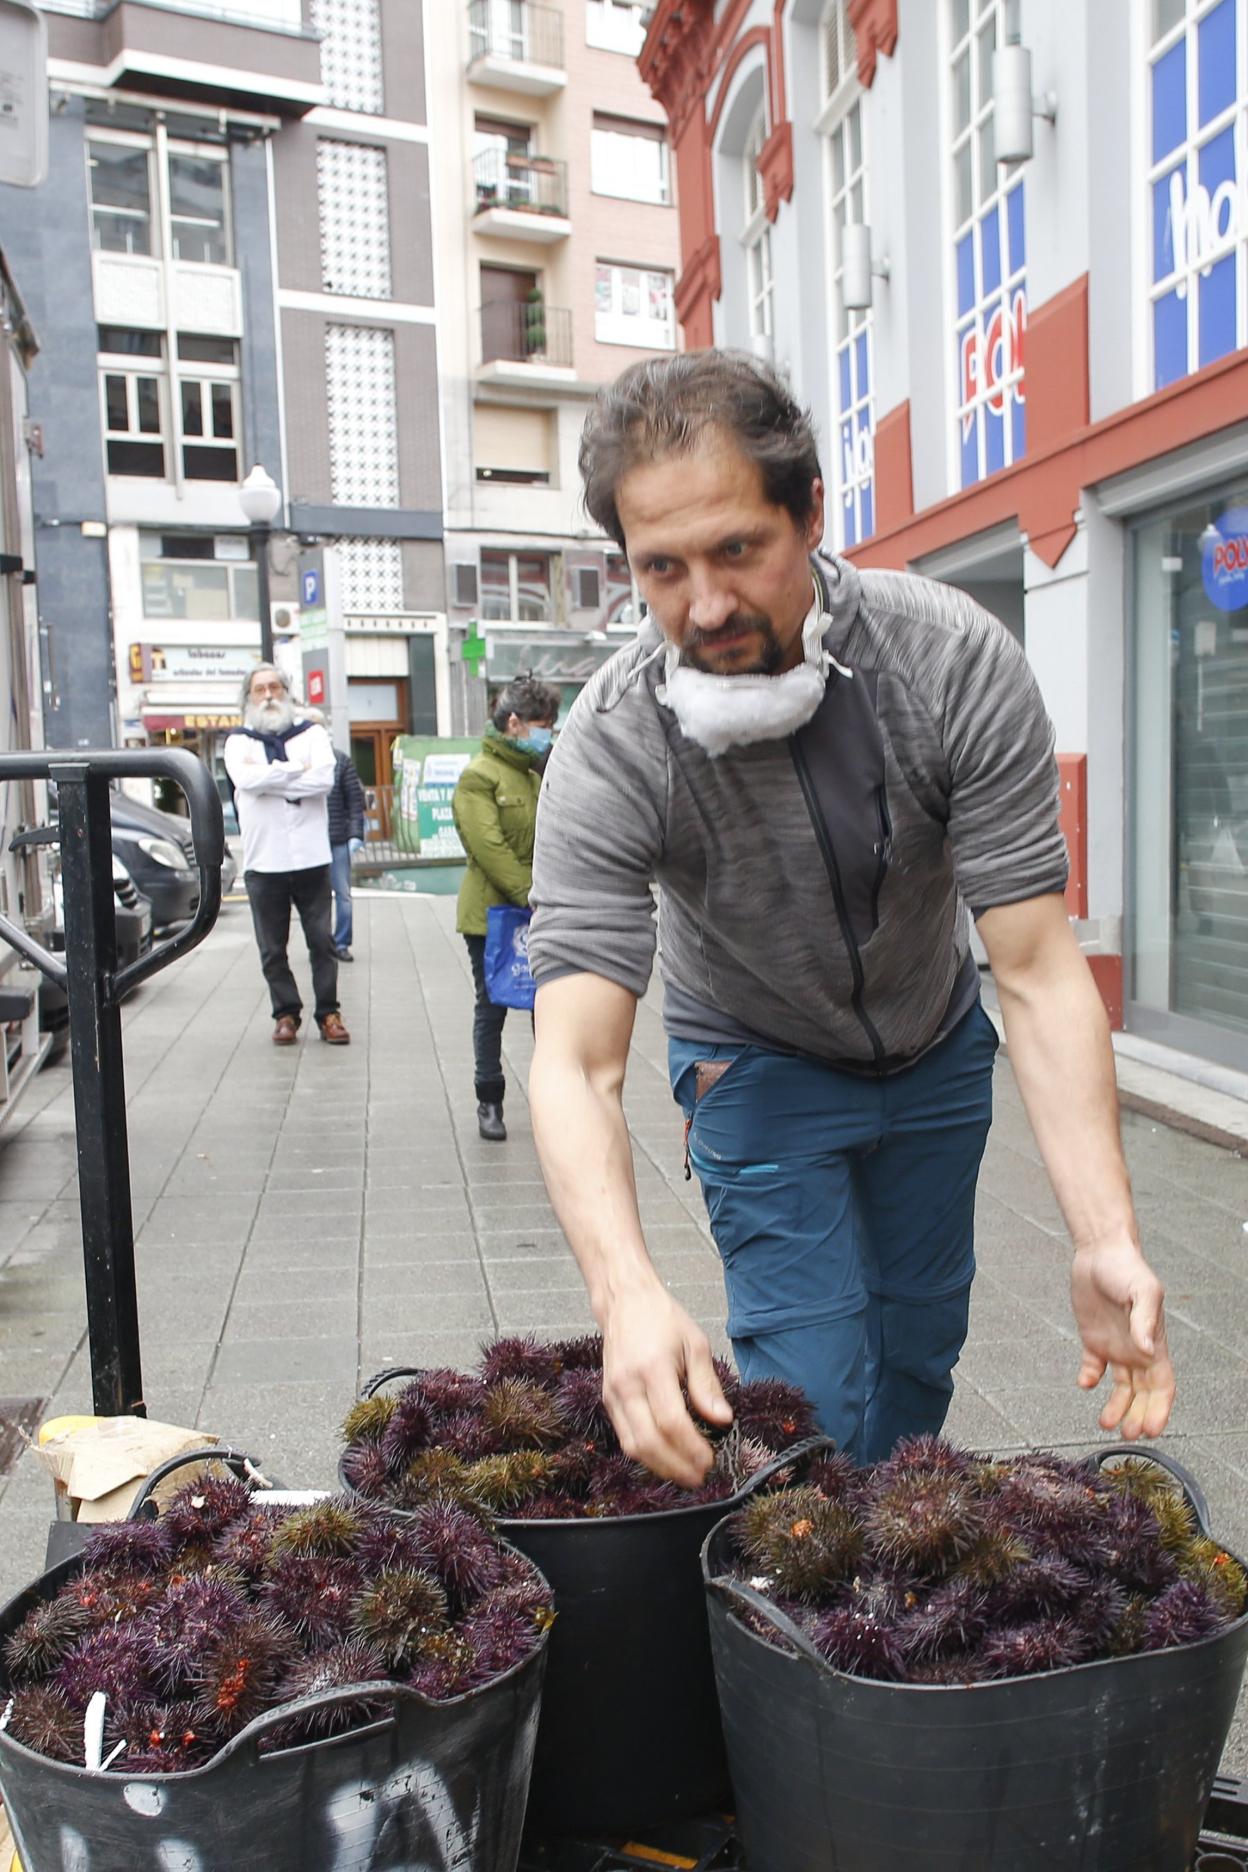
[467,0,564,71]
[479,300,572,368]
[473,149,568,219]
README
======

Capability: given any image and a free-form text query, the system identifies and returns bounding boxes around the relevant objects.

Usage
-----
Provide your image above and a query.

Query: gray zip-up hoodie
[528,552,1069,1071]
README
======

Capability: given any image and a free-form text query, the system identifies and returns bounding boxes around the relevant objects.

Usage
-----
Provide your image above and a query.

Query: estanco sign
[960,288,1027,440]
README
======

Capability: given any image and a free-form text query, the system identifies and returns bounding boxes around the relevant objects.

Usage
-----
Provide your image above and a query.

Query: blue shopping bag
[484,904,537,1009]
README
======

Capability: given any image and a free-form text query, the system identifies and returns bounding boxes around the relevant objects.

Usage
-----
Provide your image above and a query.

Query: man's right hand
[600,1281,733,1487]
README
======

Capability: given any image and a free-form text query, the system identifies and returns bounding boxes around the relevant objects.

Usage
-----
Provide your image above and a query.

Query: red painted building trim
[706,26,773,140]
[1087,955,1124,1031]
[1057,753,1089,920]
[847,0,899,87]
[759,120,795,221]
[873,399,914,533]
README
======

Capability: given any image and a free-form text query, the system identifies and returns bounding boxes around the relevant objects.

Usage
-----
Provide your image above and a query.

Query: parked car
[109,823,199,934]
[40,852,154,1056]
[110,851,154,968]
[109,789,238,902]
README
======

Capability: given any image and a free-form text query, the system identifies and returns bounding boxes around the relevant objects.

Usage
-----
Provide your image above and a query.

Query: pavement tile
[232,1266,358,1305]
[361,1262,488,1297]
[363,1235,482,1266]
[210,1336,360,1386]
[357,1332,489,1374]
[359,1292,495,1333]
[224,1299,357,1341]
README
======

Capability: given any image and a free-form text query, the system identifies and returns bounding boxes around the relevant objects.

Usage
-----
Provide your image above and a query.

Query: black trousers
[246,865,339,1025]
[464,933,508,1105]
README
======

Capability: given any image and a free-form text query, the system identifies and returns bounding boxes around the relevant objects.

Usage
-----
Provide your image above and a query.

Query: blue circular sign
[1201,507,1248,613]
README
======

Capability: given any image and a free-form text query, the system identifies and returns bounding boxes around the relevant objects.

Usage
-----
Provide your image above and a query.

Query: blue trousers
[329,842,353,950]
[669,1001,999,1464]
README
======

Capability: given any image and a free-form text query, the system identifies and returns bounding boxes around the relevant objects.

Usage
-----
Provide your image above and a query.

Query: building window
[949,0,1027,490]
[88,136,230,266]
[139,533,258,621]
[826,91,875,547]
[1148,0,1248,390]
[102,365,165,478]
[586,0,648,55]
[742,108,774,349]
[337,537,405,612]
[317,140,392,298]
[98,330,241,483]
[473,404,554,485]
[310,0,384,114]
[822,0,858,101]
[479,549,553,622]
[591,114,670,204]
[594,261,675,348]
[325,324,400,507]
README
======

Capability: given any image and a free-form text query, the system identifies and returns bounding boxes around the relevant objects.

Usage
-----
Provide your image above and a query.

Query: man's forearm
[996,956,1138,1251]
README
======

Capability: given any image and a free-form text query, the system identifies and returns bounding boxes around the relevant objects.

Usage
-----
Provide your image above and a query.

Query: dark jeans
[464,933,508,1104]
[246,864,339,1026]
[670,1000,999,1464]
[329,842,353,950]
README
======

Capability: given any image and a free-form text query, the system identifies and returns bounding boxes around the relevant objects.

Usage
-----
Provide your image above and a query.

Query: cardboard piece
[32,1417,218,1522]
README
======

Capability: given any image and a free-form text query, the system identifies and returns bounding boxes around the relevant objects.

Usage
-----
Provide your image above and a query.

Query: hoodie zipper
[791,736,887,1069]
[870,785,892,933]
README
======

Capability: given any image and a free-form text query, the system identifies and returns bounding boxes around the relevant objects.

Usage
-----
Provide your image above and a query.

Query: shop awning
[140,690,242,732]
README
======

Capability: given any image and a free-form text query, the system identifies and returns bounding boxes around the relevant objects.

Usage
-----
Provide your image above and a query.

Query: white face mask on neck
[656,595,848,758]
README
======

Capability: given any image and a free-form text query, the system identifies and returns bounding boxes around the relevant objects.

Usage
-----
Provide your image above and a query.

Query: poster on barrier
[392,736,478,857]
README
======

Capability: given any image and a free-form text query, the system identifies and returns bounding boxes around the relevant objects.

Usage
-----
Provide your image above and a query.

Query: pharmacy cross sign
[462,622,487,677]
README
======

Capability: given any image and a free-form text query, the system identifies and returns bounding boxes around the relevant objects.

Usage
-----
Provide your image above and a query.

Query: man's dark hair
[491,674,561,732]
[579,350,823,549]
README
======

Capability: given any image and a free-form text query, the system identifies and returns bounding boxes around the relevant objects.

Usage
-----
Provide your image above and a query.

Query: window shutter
[453,563,479,608]
[572,566,601,611]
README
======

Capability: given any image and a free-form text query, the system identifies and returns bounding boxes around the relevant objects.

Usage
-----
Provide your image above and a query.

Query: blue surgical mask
[516,725,553,756]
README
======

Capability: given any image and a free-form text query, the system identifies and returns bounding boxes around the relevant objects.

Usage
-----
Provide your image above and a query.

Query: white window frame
[1143,0,1248,393]
[742,107,774,345]
[178,370,241,482]
[100,361,167,479]
[586,0,648,56]
[98,328,241,486]
[138,532,259,623]
[590,114,671,204]
[88,128,232,269]
[87,130,155,257]
[820,70,876,549]
[594,260,676,349]
[478,547,555,623]
[943,0,1028,492]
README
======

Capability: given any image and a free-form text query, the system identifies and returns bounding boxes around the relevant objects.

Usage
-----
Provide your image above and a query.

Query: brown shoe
[273,1015,299,1046]
[318,1011,351,1045]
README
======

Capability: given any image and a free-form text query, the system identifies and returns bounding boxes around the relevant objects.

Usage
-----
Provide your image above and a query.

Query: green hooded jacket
[453,730,544,936]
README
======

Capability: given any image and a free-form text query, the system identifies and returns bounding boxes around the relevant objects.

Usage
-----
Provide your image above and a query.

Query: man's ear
[805,478,826,551]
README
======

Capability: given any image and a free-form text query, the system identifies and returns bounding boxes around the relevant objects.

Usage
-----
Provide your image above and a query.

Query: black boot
[477,1100,506,1142]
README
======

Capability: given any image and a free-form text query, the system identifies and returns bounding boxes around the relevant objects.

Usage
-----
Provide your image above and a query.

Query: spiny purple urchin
[463,1451,551,1514]
[458,1602,544,1682]
[1094,1492,1178,1593]
[863,1473,985,1576]
[341,1395,398,1445]
[1142,1579,1226,1652]
[732,1378,818,1451]
[479,1335,564,1388]
[118,1699,211,1772]
[263,1639,391,1748]
[404,1501,505,1607]
[974,1617,1086,1681]
[266,1496,364,1561]
[55,1625,153,1711]
[1179,1538,1248,1621]
[711,1355,742,1407]
[3,1594,91,1681]
[510,1492,575,1520]
[137,1576,251,1695]
[352,1568,449,1667]
[353,1514,431,1576]
[988,1553,1088,1621]
[993,1464,1105,1560]
[65,1566,164,1629]
[546,1439,600,1495]
[880,1434,974,1480]
[5,1684,83,1762]
[553,1368,613,1439]
[804,1451,862,1504]
[260,1554,364,1648]
[341,1440,393,1502]
[80,1519,174,1576]
[559,1334,605,1373]
[417,1368,488,1415]
[480,1378,566,1452]
[161,1474,254,1547]
[954,1526,1033,1590]
[379,1384,435,1475]
[407,1630,479,1701]
[1074,1577,1129,1652]
[811,1602,906,1681]
[212,1505,284,1579]
[736,1488,863,1601]
[897,1575,990,1663]
[395,1449,472,1511]
[189,1612,294,1737]
[474,1578,556,1635]
[436,1411,501,1462]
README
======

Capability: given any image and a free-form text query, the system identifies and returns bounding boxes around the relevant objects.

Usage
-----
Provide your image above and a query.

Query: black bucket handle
[704,1574,827,1671]
[358,1366,427,1400]
[1089,1442,1214,1538]
[729,1434,839,1503]
[127,1446,284,1519]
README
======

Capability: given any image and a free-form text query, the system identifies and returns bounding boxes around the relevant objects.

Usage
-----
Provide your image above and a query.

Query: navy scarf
[237,721,306,764]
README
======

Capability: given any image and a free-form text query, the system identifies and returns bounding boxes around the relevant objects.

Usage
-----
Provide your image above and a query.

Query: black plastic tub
[0,1460,549,1872]
[701,1445,1248,1872]
[343,1370,829,1838]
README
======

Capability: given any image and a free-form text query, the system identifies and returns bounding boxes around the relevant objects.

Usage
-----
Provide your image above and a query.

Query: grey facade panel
[280,308,334,505]
[0,99,113,748]
[273,123,322,296]
[234,139,285,503]
[401,540,445,612]
[394,321,442,510]
[390,142,433,308]
[289,504,441,539]
[380,0,427,128]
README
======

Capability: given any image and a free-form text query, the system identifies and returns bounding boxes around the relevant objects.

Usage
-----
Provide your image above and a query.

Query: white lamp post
[238,464,283,664]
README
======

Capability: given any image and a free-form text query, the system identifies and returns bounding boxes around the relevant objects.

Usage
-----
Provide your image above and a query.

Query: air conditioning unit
[271,601,299,637]
[452,562,480,609]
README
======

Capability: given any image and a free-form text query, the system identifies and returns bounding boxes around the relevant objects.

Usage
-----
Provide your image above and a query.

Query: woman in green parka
[453,674,561,1141]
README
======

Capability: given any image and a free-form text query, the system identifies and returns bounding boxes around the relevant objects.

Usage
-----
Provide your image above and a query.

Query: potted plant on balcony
[524,289,546,359]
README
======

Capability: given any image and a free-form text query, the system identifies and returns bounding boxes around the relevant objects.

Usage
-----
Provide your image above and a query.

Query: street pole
[253,521,273,665]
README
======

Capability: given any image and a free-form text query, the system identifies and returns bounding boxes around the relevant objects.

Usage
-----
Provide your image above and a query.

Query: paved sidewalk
[2,891,1247,1766]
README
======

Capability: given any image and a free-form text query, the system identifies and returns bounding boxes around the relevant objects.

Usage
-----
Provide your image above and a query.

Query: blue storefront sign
[1201,506,1248,611]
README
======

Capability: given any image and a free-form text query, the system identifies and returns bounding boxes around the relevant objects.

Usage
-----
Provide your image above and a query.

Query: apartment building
[0,0,444,809]
[427,0,680,723]
[641,0,1248,1071]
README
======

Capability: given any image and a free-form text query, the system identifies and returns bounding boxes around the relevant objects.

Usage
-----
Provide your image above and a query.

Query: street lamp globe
[238,463,282,527]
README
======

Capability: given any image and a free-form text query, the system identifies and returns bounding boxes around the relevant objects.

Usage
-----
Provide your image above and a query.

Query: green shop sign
[392,736,480,859]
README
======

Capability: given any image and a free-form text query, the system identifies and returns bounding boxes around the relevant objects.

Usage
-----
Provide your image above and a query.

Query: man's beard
[682,614,785,675]
[245,695,296,734]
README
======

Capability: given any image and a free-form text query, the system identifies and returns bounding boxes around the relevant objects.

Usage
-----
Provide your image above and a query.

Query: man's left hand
[1070,1240,1175,1439]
